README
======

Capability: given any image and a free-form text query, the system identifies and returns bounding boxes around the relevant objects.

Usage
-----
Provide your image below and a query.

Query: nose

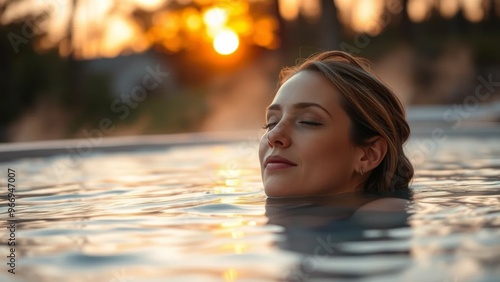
[266,122,291,148]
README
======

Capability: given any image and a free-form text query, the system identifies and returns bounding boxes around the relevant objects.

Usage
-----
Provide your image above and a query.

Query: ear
[356,136,388,173]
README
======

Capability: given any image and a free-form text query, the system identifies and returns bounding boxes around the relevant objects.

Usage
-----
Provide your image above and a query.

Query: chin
[264,184,295,197]
[264,184,283,197]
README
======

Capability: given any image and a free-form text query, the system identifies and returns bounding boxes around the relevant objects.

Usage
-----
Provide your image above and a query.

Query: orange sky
[1,0,494,59]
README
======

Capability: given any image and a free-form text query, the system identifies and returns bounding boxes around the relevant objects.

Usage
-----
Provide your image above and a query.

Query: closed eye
[299,121,322,126]
[261,122,278,129]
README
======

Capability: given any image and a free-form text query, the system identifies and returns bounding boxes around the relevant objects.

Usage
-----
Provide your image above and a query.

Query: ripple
[0,137,499,281]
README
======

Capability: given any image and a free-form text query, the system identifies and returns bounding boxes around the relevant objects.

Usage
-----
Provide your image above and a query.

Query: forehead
[272,71,340,107]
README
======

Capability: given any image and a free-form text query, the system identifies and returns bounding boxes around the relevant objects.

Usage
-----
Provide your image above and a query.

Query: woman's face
[259,71,363,197]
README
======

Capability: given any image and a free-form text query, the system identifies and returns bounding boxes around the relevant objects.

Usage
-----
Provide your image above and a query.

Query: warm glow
[0,0,274,58]
[222,242,247,254]
[214,187,236,194]
[408,0,432,22]
[225,178,240,186]
[278,0,300,21]
[216,169,241,184]
[203,7,228,28]
[213,29,239,55]
[221,221,243,228]
[253,31,274,47]
[334,0,352,13]
[253,17,279,48]
[223,268,238,282]
[232,15,254,36]
[213,167,241,197]
[102,16,146,57]
[231,230,245,239]
[352,0,384,35]
[463,0,485,22]
[182,7,202,31]
[300,0,321,22]
[132,0,166,11]
[334,0,354,28]
[72,0,114,58]
[10,0,497,60]
[439,0,460,19]
[278,0,321,22]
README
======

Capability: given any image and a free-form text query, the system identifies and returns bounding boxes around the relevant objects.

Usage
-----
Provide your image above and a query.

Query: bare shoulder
[350,197,409,228]
[357,197,409,212]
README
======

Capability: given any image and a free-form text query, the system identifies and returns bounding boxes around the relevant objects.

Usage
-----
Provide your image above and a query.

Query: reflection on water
[0,136,499,281]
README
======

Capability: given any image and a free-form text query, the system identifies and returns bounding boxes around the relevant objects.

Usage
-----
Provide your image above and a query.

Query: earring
[360,168,364,175]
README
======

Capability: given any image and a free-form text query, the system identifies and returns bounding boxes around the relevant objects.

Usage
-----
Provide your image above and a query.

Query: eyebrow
[267,102,332,117]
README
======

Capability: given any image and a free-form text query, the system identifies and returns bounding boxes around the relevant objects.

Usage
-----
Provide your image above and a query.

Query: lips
[264,155,297,170]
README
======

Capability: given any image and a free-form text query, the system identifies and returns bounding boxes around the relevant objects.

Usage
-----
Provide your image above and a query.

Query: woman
[259,51,414,211]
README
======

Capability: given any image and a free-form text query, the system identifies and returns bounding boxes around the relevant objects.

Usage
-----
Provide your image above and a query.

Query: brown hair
[278,51,413,192]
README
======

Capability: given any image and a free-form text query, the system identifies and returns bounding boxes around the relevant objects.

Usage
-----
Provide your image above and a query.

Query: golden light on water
[223,268,238,282]
[212,167,241,196]
[215,187,236,195]
[224,177,240,186]
[231,230,245,239]
[223,242,248,254]
[221,221,244,228]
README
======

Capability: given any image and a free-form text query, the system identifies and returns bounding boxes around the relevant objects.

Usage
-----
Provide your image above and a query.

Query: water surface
[0,133,499,282]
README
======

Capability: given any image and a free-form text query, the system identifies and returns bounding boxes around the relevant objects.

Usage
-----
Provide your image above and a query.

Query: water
[0,131,499,282]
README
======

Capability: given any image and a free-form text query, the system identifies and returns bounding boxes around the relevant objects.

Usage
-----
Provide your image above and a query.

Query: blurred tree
[0,0,110,141]
[318,0,341,50]
[0,3,66,141]
[1,0,499,141]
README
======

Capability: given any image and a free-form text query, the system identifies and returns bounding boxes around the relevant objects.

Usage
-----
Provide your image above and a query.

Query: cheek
[310,135,354,168]
[258,134,268,165]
